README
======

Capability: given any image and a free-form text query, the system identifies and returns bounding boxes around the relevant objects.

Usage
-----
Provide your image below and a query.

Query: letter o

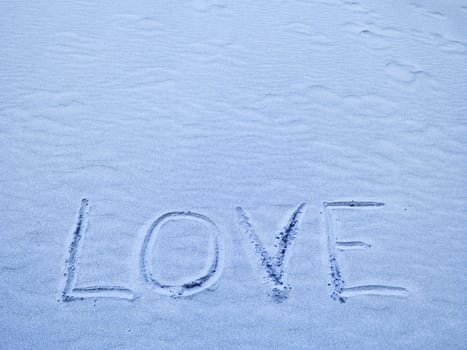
[139,212,224,297]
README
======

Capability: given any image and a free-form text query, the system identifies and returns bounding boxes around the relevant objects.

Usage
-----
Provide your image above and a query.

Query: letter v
[236,203,306,302]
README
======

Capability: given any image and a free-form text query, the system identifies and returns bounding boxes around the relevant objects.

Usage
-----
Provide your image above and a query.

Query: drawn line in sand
[139,212,224,298]
[340,285,408,298]
[324,201,408,303]
[236,203,306,302]
[61,198,135,302]
[335,241,371,250]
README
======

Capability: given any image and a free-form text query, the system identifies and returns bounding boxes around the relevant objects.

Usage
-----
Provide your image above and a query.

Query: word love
[60,199,408,304]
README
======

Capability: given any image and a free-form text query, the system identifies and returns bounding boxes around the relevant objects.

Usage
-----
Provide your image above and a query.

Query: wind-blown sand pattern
[0,0,466,349]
